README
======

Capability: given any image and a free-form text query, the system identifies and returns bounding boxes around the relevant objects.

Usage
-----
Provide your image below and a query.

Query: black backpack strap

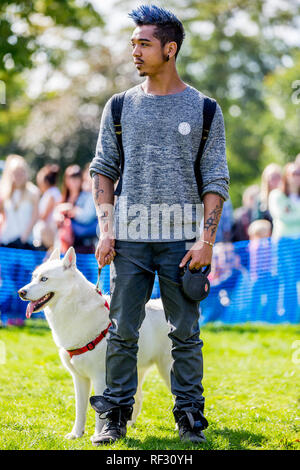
[194,97,217,200]
[111,91,126,196]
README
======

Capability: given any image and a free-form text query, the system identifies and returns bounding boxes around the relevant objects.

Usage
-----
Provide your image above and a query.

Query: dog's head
[18,247,77,318]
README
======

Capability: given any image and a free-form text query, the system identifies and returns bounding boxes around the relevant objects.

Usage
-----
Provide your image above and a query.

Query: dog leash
[95,268,102,292]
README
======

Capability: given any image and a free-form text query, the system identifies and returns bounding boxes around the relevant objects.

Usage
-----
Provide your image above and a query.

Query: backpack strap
[111,91,126,196]
[194,97,217,200]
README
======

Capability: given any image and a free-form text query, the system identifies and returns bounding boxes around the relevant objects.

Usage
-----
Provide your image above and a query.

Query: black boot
[173,406,208,444]
[90,395,133,445]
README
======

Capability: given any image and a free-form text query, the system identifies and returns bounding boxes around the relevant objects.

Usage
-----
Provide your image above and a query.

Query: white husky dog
[19,246,172,443]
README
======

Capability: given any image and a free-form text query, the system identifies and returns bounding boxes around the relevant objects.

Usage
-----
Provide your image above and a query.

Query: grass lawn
[0,320,299,450]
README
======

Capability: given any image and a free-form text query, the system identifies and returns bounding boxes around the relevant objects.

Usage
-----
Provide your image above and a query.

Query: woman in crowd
[268,162,300,239]
[0,154,39,249]
[55,164,97,254]
[269,162,300,322]
[252,163,282,224]
[33,164,61,250]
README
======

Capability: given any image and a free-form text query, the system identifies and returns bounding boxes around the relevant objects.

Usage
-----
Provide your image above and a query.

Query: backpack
[111,90,216,197]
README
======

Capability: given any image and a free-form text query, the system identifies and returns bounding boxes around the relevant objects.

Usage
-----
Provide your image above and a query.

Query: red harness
[67,289,111,359]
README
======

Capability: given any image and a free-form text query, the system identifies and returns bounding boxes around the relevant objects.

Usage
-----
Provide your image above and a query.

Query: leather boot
[90,395,133,445]
[173,406,208,444]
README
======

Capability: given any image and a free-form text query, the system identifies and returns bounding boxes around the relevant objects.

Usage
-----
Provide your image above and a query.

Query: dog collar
[67,323,111,358]
[67,289,111,358]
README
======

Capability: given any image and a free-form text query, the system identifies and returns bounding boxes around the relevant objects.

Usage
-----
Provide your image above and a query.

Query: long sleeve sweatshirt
[90,83,230,241]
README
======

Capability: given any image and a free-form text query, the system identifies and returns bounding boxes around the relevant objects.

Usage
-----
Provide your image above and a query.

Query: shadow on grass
[6,320,299,338]
[203,322,300,335]
[203,323,273,335]
[122,435,209,451]
[209,427,265,449]
[122,426,265,450]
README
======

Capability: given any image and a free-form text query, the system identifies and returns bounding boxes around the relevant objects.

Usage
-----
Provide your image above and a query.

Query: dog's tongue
[26,301,37,319]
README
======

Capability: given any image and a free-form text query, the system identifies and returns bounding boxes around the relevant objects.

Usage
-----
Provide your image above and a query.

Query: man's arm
[90,97,121,184]
[92,173,116,268]
[179,193,224,270]
[179,100,229,270]
[200,103,229,202]
[90,94,122,268]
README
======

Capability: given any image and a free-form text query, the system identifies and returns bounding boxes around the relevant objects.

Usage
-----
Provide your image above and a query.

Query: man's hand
[96,236,116,268]
[179,240,213,270]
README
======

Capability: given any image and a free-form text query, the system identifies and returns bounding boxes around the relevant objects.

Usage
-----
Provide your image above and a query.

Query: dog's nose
[18,289,27,299]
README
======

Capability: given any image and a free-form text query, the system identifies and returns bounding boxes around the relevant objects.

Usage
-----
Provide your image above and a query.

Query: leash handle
[181,261,211,276]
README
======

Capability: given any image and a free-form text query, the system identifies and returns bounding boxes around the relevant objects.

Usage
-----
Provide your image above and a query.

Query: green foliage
[171,0,300,206]
[260,51,300,165]
[0,321,299,450]
[0,0,104,164]
[1,0,300,207]
[0,0,104,67]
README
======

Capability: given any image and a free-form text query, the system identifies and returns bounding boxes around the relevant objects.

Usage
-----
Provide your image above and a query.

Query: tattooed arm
[179,193,224,270]
[92,173,116,268]
[202,194,224,245]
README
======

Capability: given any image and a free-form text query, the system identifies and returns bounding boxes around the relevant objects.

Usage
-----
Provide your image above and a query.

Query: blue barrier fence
[0,236,299,326]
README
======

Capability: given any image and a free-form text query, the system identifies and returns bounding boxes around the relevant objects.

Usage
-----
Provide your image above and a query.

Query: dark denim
[103,239,205,412]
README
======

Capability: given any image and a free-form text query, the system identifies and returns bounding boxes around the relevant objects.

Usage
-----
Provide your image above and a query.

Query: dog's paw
[65,430,84,440]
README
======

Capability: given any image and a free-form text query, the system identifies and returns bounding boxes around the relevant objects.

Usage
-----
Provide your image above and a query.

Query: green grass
[0,321,299,450]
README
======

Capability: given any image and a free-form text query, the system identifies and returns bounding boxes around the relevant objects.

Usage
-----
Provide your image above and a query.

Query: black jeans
[103,240,205,412]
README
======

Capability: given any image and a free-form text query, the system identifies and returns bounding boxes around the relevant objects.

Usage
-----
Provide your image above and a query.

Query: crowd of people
[0,153,300,255]
[0,155,98,255]
[217,154,300,244]
[0,153,299,327]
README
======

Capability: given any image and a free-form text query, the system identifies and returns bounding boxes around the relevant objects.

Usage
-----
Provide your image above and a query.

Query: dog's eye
[40,277,48,282]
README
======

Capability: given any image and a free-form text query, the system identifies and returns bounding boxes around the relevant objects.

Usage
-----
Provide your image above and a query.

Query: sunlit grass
[0,321,299,450]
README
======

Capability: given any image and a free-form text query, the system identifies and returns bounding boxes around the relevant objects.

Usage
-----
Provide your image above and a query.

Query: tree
[259,51,300,166]
[2,0,300,207]
[113,0,300,205]
[0,0,104,157]
[175,0,300,206]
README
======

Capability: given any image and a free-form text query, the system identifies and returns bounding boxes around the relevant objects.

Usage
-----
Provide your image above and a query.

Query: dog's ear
[62,247,76,270]
[49,248,60,261]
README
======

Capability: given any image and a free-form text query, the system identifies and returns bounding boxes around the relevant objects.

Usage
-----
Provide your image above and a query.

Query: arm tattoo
[204,197,224,237]
[93,174,104,201]
[92,174,115,238]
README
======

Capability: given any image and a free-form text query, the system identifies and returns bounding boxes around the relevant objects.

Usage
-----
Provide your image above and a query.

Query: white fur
[20,247,172,443]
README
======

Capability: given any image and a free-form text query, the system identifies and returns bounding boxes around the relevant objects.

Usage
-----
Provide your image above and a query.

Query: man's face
[130,25,169,77]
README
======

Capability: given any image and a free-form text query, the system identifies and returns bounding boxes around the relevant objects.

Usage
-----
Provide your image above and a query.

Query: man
[89,5,229,444]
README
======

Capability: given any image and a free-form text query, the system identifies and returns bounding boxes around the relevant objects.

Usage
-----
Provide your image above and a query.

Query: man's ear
[62,247,76,270]
[49,248,60,261]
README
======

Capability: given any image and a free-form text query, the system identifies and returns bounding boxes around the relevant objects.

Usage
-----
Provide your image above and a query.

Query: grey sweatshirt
[90,83,230,242]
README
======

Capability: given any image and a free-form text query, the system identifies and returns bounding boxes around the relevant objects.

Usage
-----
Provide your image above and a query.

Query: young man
[89,5,229,444]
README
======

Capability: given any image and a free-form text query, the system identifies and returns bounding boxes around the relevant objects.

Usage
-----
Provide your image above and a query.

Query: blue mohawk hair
[128,4,181,27]
[128,4,185,59]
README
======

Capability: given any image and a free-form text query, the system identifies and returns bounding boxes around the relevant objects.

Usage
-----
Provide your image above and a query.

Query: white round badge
[178,122,191,135]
